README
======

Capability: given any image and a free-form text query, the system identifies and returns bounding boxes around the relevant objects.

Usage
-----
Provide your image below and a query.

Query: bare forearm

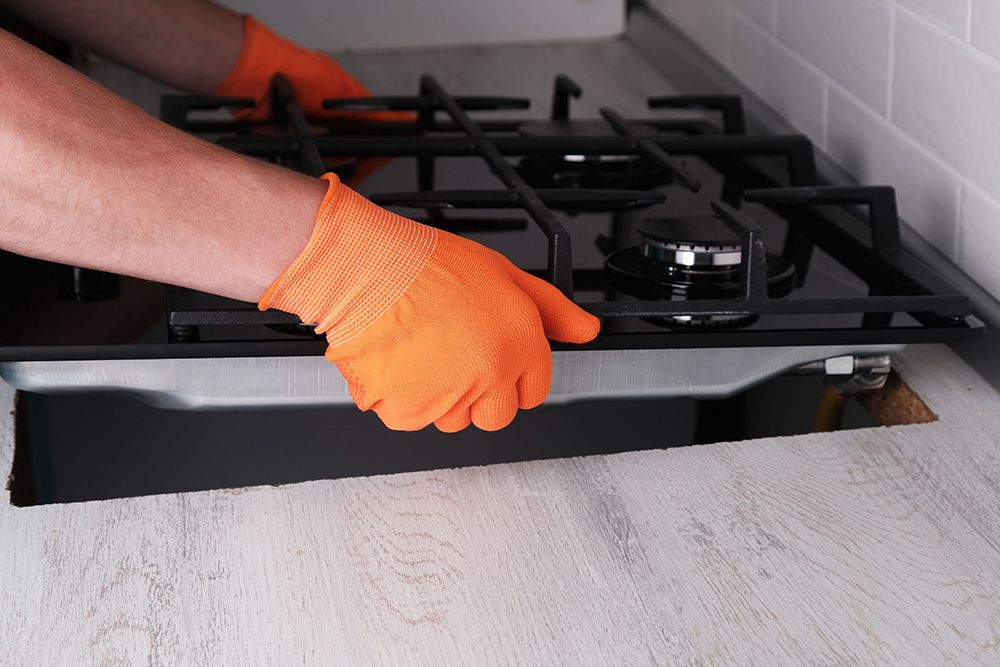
[0,29,325,302]
[1,0,242,94]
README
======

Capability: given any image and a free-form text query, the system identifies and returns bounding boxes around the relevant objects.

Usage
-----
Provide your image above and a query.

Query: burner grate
[38,73,975,356]
[151,73,984,350]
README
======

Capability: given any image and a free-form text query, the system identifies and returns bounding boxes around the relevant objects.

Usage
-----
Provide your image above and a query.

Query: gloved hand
[215,15,408,123]
[260,174,601,432]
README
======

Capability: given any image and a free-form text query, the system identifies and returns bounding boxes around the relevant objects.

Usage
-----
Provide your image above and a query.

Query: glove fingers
[434,403,473,433]
[470,385,519,432]
[517,347,553,410]
[505,268,601,344]
[370,400,425,432]
[328,355,382,412]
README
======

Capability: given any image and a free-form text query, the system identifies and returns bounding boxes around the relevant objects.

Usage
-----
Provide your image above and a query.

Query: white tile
[897,0,971,39]
[729,13,828,144]
[728,0,775,31]
[777,0,893,113]
[647,0,732,66]
[971,0,1000,60]
[958,183,1000,297]
[827,85,962,259]
[892,11,1000,193]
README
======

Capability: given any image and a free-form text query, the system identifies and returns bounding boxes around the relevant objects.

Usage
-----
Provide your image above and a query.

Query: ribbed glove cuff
[258,174,438,347]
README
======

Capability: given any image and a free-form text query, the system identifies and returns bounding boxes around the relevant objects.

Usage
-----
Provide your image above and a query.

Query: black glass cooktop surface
[0,75,983,361]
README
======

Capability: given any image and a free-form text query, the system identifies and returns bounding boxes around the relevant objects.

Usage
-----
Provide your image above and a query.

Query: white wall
[219,0,625,52]
[648,0,1000,299]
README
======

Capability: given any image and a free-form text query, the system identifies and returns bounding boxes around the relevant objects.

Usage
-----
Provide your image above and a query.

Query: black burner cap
[519,119,657,137]
[603,246,796,300]
[639,216,740,250]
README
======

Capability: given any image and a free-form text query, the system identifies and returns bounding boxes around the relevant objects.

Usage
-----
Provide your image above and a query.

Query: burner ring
[604,246,796,297]
[641,239,743,268]
[638,216,745,268]
[603,243,796,329]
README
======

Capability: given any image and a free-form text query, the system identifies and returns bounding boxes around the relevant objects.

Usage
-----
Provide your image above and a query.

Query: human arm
[1,0,243,94]
[0,27,323,301]
[0,0,401,121]
[0,30,600,431]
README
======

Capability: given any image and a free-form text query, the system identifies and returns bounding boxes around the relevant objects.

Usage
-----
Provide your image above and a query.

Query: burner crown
[639,216,743,268]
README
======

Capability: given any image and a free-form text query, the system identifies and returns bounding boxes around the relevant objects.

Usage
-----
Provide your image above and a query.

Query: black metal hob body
[0,74,984,361]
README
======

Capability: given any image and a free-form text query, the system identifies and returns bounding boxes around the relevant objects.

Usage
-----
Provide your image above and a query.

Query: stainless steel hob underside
[0,345,901,409]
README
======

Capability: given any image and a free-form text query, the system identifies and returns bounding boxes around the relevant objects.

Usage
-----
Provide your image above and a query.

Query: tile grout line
[729,3,774,36]
[820,78,830,151]
[965,0,973,42]
[728,7,831,142]
[954,181,965,264]
[733,8,832,88]
[891,5,1000,194]
[886,2,897,119]
[962,179,1000,207]
[680,0,989,206]
[723,5,733,67]
[898,3,1000,68]
[828,79,963,184]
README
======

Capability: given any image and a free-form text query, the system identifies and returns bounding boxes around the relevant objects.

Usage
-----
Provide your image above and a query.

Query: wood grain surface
[3,41,999,666]
[2,343,999,665]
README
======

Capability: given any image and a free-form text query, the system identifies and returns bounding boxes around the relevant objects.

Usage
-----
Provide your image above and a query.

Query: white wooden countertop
[3,343,999,664]
[3,40,998,665]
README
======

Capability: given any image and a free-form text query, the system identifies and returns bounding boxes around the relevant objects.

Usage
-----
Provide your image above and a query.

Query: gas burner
[640,215,744,268]
[604,215,796,328]
[516,120,671,189]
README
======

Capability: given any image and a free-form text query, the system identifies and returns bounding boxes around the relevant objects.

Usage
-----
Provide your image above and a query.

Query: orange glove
[260,174,601,432]
[215,15,408,123]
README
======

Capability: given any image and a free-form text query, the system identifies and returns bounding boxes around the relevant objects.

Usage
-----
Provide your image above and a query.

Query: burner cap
[519,119,657,138]
[639,216,743,268]
[603,237,796,330]
[520,119,655,165]
[605,245,795,297]
[515,120,668,189]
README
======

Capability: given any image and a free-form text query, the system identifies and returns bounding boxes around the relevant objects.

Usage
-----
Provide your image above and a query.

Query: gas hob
[0,74,983,407]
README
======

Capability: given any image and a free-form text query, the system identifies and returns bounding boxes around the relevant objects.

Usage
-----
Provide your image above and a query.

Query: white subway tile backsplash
[897,0,971,39]
[776,0,893,112]
[971,0,1000,61]
[729,14,827,143]
[958,184,1000,297]
[827,85,961,258]
[649,0,1000,299]
[892,11,1000,193]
